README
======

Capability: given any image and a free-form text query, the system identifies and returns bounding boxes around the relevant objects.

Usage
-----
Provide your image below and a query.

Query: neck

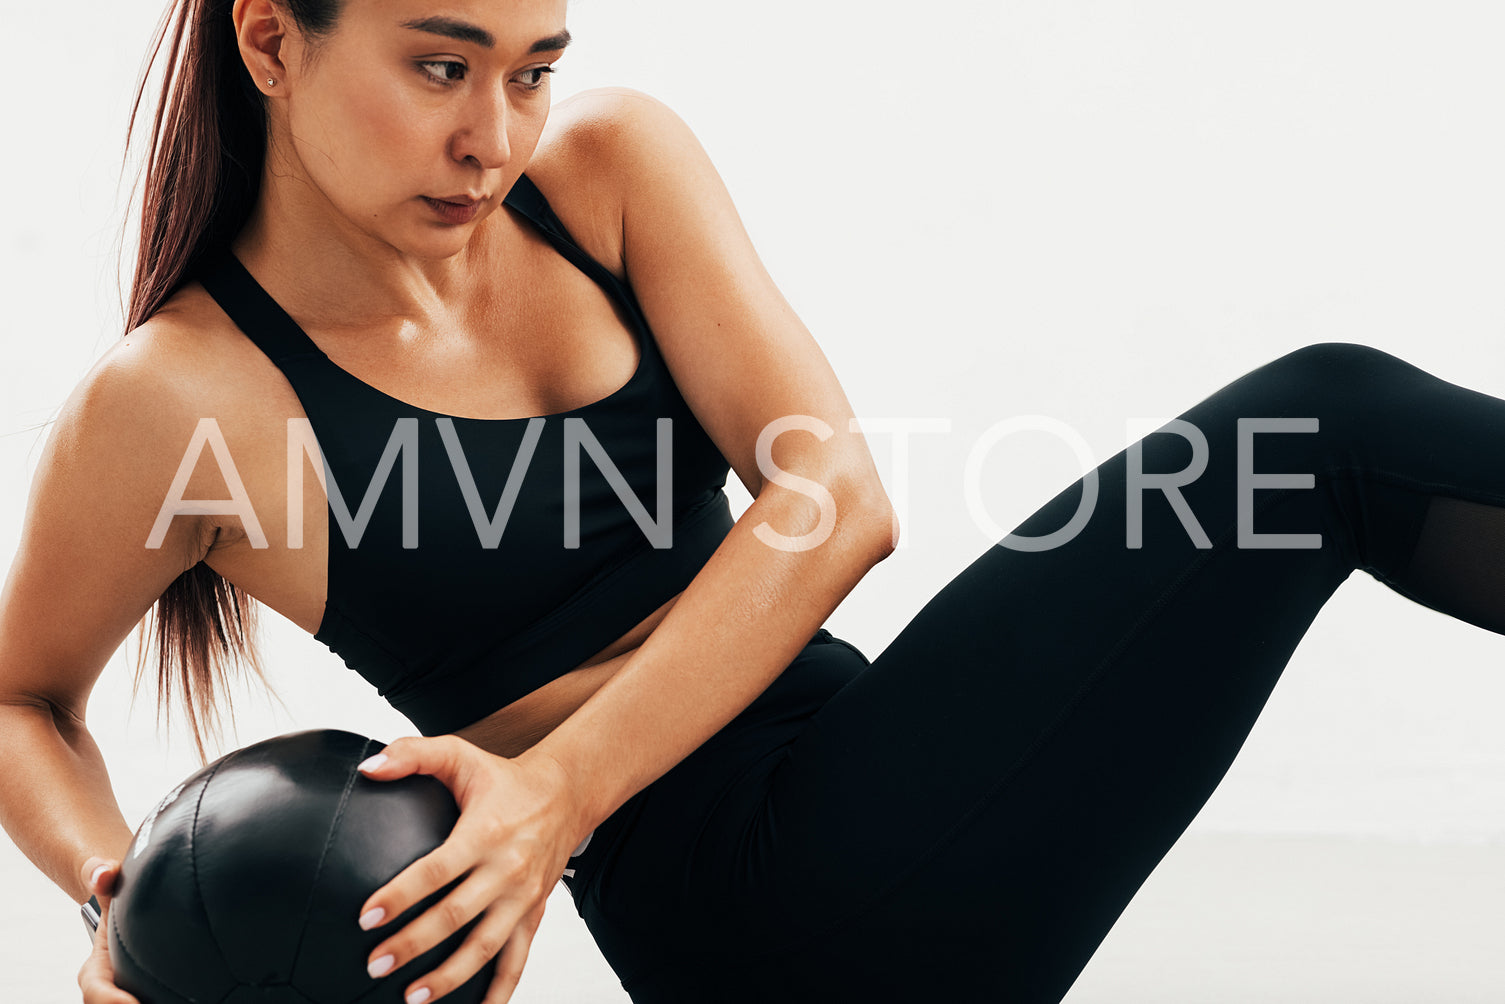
[229,157,514,331]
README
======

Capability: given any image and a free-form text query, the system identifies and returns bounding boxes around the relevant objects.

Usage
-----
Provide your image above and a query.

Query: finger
[359,828,479,937]
[79,966,142,1004]
[80,964,141,1003]
[404,895,545,1004]
[81,857,120,900]
[78,925,140,1004]
[358,735,476,789]
[356,737,488,929]
[480,900,546,1004]
[365,870,498,979]
[359,763,507,930]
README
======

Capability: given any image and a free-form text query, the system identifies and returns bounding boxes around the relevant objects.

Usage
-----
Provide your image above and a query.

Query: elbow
[840,476,899,561]
[869,499,901,560]
[754,466,898,559]
[878,504,900,558]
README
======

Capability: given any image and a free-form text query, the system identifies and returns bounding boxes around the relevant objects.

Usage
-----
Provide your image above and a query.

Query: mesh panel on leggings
[1399,495,1505,636]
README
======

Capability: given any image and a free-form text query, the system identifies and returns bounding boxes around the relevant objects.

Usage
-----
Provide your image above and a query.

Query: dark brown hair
[122,0,343,761]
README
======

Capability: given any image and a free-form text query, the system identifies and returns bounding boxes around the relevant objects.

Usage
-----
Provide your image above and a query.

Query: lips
[420,196,483,225]
[428,194,483,206]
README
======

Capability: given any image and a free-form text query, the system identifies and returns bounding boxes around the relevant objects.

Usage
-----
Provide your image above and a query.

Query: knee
[1176,341,1428,468]
[1263,341,1416,389]
[1204,341,1450,486]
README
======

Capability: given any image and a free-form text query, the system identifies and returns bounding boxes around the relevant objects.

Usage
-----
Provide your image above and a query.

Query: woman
[4,2,1505,1003]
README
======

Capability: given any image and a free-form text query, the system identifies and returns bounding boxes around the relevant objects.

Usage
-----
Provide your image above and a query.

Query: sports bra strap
[501,174,640,308]
[195,173,641,367]
[194,246,326,367]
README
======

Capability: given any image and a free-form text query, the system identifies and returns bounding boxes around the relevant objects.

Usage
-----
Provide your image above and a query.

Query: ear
[232,0,295,98]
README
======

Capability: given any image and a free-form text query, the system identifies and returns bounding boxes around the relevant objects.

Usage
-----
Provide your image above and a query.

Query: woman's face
[265,0,569,252]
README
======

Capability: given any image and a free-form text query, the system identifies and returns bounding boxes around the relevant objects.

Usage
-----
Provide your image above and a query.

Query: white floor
[8,831,1505,1002]
[1063,833,1505,1004]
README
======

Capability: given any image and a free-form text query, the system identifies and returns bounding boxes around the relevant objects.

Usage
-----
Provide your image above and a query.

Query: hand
[354,735,584,1004]
[76,857,140,1004]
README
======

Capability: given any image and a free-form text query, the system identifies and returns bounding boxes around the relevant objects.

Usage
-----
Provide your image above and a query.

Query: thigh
[573,629,866,983]
[730,342,1505,996]
[599,343,1505,1001]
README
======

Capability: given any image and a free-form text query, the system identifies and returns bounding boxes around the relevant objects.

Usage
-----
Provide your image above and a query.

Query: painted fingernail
[359,907,386,930]
[358,753,389,773]
[406,989,431,1004]
[367,954,395,979]
[89,864,111,888]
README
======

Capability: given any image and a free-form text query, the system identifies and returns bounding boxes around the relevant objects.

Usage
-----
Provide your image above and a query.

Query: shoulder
[69,281,255,431]
[2,287,274,699]
[53,297,220,512]
[53,281,287,525]
[539,86,697,161]
[26,304,229,572]
[523,88,710,275]
[69,305,215,436]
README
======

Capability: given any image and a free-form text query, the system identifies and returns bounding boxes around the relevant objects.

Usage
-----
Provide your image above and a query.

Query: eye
[517,66,555,91]
[418,60,467,86]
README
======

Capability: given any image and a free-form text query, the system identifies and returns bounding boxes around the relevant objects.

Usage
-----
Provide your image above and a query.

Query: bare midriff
[452,589,684,758]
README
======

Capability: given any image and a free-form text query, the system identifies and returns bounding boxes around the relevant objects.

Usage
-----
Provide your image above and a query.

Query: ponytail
[120,0,342,761]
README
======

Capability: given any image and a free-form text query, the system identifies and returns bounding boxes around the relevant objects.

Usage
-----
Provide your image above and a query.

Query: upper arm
[559,89,893,530]
[0,322,221,719]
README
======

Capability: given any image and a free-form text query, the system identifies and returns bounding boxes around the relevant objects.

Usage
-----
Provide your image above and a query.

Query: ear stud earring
[267,78,276,86]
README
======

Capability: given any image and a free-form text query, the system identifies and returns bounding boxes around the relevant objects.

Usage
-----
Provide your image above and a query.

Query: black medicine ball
[108,729,497,1003]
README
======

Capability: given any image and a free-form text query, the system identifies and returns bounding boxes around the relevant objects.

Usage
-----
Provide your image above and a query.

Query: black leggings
[557,342,1505,1002]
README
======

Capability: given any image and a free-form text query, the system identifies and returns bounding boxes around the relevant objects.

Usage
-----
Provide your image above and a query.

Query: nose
[451,80,511,170]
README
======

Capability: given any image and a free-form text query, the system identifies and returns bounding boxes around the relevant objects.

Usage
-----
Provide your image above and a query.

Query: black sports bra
[194,174,734,735]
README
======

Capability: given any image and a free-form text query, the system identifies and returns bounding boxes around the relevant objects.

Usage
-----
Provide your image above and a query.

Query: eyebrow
[398,17,572,54]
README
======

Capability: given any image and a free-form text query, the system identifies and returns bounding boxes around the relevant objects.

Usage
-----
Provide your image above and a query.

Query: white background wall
[5,0,1505,1000]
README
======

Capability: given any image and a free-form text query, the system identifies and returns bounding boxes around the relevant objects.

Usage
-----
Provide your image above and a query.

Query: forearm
[519,478,895,839]
[0,701,135,903]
